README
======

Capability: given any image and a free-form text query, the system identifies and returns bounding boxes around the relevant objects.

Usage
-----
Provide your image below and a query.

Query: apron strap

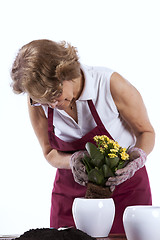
[48,107,54,132]
[87,100,104,126]
[87,100,114,140]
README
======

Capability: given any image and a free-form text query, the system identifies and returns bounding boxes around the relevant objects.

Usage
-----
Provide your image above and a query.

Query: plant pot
[85,182,113,199]
[123,206,160,240]
[72,197,115,238]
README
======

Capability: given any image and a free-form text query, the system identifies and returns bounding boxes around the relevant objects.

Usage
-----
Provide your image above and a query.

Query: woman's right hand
[70,151,88,186]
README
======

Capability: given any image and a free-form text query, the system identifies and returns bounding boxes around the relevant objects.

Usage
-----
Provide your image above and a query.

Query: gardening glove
[105,147,147,188]
[70,151,88,186]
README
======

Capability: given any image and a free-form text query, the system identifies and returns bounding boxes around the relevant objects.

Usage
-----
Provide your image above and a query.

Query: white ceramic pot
[123,206,160,240]
[72,198,115,237]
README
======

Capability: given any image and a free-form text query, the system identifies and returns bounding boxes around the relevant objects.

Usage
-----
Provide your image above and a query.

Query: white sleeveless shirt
[42,64,136,149]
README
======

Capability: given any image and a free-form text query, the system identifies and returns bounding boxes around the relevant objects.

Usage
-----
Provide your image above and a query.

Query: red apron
[48,100,152,233]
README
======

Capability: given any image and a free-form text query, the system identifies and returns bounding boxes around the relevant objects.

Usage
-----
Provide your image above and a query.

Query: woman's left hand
[105,147,147,188]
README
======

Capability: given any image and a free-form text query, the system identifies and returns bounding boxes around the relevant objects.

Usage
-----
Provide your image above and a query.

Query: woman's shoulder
[81,63,114,75]
[80,64,115,86]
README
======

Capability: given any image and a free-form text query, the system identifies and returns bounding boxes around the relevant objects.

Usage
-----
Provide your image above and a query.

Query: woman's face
[31,73,84,110]
[51,80,75,110]
[30,80,75,110]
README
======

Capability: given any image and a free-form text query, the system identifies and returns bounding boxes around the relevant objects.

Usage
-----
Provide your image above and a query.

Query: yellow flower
[120,147,126,152]
[99,147,105,153]
[108,153,118,158]
[107,139,114,144]
[110,149,118,153]
[113,142,120,149]
[120,152,129,160]
[93,135,99,142]
[103,144,108,149]
[93,135,129,161]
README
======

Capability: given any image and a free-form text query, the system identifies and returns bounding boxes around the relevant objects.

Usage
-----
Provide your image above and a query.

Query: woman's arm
[110,72,155,155]
[27,97,71,169]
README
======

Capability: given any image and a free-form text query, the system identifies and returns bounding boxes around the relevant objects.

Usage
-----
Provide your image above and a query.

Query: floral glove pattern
[70,151,88,186]
[105,147,147,187]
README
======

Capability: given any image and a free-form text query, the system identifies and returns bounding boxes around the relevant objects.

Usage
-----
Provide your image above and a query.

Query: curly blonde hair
[11,39,81,102]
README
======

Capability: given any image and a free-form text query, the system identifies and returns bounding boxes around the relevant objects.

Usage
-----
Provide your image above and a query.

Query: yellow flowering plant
[82,135,130,187]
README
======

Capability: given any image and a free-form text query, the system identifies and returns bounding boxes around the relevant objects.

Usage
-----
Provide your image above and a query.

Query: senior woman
[11,39,155,233]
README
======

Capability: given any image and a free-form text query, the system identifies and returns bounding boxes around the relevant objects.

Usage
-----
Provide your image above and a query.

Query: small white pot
[123,206,160,240]
[72,198,115,237]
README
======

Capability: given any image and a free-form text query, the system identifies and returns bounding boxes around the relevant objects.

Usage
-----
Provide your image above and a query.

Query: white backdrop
[0,0,160,235]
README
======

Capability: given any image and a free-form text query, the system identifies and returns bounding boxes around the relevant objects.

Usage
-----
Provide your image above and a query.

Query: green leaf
[81,155,93,174]
[105,157,120,168]
[117,160,129,170]
[88,169,105,186]
[126,145,131,153]
[90,158,104,169]
[102,164,115,178]
[105,157,111,167]
[109,157,120,168]
[85,142,104,168]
